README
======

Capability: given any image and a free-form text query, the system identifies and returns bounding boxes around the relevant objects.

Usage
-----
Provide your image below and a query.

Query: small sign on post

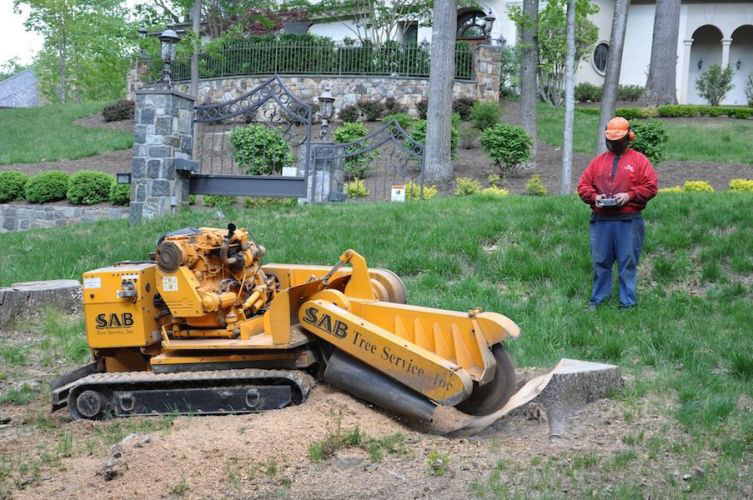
[391,185,406,202]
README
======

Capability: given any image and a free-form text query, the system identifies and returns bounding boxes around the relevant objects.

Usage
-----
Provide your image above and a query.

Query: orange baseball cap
[604,117,631,140]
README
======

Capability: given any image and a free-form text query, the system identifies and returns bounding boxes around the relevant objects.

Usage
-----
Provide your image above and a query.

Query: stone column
[130,89,195,224]
[678,39,694,104]
[473,45,502,102]
[721,38,733,68]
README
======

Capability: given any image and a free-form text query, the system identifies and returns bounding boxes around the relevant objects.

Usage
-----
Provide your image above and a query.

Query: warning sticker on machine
[83,277,101,289]
[162,276,179,292]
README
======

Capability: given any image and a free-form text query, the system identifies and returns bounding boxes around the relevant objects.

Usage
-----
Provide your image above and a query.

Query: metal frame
[191,75,313,198]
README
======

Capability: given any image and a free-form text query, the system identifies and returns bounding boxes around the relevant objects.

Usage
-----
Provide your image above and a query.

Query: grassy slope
[1,194,752,493]
[537,104,753,165]
[0,102,133,165]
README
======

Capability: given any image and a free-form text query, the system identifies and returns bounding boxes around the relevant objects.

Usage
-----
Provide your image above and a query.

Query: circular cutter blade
[454,345,516,416]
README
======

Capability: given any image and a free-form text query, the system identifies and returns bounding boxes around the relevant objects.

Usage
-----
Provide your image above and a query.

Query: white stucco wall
[728,25,753,105]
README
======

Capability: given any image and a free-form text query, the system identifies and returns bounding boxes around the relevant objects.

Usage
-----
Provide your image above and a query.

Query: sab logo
[303,307,348,339]
[96,312,134,329]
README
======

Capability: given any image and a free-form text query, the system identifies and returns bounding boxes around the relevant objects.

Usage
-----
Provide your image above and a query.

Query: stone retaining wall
[0,204,129,233]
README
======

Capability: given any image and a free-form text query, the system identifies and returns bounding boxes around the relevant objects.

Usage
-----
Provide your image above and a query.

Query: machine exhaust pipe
[322,350,437,421]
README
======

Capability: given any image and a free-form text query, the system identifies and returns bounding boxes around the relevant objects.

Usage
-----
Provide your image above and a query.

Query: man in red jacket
[577,117,658,310]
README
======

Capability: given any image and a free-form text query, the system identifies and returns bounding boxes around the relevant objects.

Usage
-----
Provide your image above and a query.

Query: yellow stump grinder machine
[51,225,520,421]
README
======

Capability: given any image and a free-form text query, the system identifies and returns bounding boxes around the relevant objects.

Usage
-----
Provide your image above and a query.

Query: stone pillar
[473,45,502,102]
[130,89,195,224]
[678,39,694,104]
[721,38,733,68]
[126,59,150,101]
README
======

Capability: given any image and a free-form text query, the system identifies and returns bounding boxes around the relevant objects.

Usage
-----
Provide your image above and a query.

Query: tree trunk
[59,31,67,104]
[595,0,631,155]
[190,0,201,98]
[561,0,576,194]
[639,0,680,106]
[520,0,539,158]
[424,0,457,182]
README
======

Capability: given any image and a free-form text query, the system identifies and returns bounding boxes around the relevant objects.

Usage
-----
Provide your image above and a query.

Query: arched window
[457,9,487,40]
[593,43,609,74]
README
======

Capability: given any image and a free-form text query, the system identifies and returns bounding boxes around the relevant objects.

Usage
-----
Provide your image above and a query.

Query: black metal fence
[140,41,474,83]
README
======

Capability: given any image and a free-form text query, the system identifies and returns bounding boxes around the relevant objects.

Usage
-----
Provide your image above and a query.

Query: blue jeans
[589,218,645,307]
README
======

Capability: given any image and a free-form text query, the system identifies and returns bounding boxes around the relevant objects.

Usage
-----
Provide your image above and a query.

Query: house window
[457,10,487,40]
[593,43,609,75]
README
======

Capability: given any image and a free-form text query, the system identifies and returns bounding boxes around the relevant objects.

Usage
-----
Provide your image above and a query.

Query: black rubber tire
[455,345,516,416]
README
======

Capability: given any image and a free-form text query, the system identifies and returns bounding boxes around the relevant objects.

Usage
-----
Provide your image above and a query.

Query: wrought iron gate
[190,75,312,198]
[311,120,426,202]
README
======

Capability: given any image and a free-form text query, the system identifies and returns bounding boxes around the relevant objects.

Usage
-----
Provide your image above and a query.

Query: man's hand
[614,192,631,206]
[595,194,605,204]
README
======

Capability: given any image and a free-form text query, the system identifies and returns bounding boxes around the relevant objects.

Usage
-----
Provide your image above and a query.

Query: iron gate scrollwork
[311,120,426,202]
[190,75,312,198]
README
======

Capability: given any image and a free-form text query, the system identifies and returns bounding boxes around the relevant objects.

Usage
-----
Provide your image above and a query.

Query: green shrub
[243,197,297,208]
[357,98,386,121]
[618,85,644,102]
[109,182,131,205]
[102,99,135,122]
[382,112,414,132]
[480,186,510,197]
[732,108,753,119]
[204,195,237,207]
[729,179,753,192]
[575,82,602,103]
[188,194,197,205]
[67,171,113,205]
[746,73,753,107]
[525,175,548,196]
[410,119,458,159]
[659,186,683,193]
[683,180,714,192]
[696,64,734,106]
[346,179,368,198]
[334,122,371,180]
[480,123,532,176]
[455,177,481,196]
[458,125,476,150]
[452,97,477,120]
[339,104,360,123]
[384,96,406,115]
[576,107,600,116]
[25,171,69,203]
[615,107,656,120]
[230,124,293,175]
[469,100,501,131]
[487,173,501,187]
[405,181,437,200]
[0,171,29,203]
[654,105,750,118]
[415,98,428,119]
[631,120,669,165]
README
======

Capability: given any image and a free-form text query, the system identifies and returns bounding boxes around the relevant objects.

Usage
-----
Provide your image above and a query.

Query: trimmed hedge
[576,105,753,120]
[109,182,131,205]
[67,171,114,205]
[0,171,29,203]
[25,171,70,203]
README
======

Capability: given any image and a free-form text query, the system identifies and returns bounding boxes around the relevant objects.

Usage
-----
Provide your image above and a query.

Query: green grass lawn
[1,194,752,494]
[537,104,753,164]
[0,102,133,165]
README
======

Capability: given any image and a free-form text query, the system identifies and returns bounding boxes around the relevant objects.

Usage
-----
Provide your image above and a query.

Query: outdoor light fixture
[697,59,703,70]
[158,29,180,89]
[484,10,496,43]
[116,173,132,185]
[138,26,148,57]
[420,38,430,52]
[737,59,742,70]
[318,84,336,141]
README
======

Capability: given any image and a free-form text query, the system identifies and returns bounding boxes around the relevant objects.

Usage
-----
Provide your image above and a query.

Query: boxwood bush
[631,120,669,165]
[480,123,532,177]
[25,171,70,203]
[109,182,131,205]
[0,171,29,203]
[230,124,293,175]
[469,100,501,131]
[67,171,114,205]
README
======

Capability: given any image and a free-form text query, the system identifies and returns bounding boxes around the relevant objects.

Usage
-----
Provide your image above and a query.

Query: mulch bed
[4,106,752,194]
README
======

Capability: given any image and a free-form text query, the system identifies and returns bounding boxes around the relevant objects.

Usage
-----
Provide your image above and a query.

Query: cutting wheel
[454,345,516,416]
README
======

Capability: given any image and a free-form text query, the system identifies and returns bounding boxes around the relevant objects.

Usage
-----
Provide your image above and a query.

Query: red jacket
[577,148,658,215]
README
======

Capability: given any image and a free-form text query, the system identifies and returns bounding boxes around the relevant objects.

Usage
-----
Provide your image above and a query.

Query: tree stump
[0,280,82,328]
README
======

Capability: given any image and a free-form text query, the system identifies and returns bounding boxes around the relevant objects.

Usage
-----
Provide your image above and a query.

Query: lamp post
[138,26,148,58]
[318,84,335,141]
[159,29,180,89]
[484,10,496,43]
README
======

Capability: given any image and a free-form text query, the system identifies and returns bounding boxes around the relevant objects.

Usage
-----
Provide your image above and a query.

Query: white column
[678,39,693,104]
[722,38,733,68]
